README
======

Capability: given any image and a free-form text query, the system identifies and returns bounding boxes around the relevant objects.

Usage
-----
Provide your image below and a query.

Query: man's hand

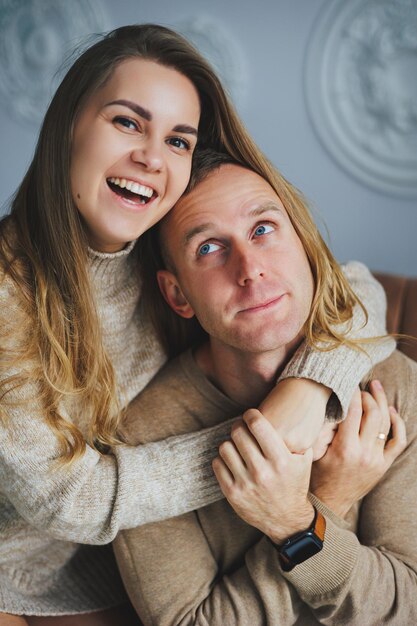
[257,378,330,456]
[311,381,407,518]
[212,409,315,545]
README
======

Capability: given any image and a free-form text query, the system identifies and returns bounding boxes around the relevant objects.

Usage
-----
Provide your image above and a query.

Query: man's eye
[254,224,274,237]
[198,242,221,256]
[114,116,138,130]
[167,137,190,150]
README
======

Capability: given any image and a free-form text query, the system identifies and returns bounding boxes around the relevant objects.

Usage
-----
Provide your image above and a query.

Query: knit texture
[115,350,417,626]
[0,246,393,615]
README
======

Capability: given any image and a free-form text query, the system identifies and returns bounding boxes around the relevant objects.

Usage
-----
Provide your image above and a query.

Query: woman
[0,24,394,623]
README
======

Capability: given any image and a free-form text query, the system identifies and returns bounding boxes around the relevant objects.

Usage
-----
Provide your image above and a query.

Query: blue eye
[254,224,274,237]
[198,242,221,256]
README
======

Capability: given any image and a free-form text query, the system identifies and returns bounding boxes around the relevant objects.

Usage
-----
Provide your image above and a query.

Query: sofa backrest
[373,272,417,362]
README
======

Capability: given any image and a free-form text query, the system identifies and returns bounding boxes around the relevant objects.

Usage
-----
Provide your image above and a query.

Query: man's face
[158,164,314,356]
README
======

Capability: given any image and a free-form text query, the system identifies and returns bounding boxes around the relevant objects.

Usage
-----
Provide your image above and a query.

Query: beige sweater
[115,350,417,626]
[0,244,393,616]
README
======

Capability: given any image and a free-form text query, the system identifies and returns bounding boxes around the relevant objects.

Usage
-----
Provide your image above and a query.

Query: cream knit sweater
[0,242,393,616]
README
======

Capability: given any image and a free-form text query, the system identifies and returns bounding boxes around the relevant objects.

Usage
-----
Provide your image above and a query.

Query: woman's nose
[130,140,164,172]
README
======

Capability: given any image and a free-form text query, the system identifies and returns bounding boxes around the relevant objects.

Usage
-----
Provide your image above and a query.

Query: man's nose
[235,245,265,286]
[130,139,164,172]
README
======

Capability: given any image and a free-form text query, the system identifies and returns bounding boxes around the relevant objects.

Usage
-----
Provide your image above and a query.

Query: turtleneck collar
[87,239,139,295]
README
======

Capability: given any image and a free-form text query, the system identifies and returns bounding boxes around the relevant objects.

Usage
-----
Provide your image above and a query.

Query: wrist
[313,491,351,518]
[293,377,332,403]
[260,378,331,432]
[268,505,326,572]
[267,502,315,545]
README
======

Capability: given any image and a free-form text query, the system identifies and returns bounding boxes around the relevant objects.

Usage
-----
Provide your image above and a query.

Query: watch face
[281,531,323,565]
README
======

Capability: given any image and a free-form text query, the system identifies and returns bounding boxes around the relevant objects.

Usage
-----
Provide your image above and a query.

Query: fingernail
[372,379,382,389]
[389,405,398,414]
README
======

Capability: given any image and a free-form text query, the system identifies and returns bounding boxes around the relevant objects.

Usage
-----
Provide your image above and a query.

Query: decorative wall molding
[305,0,417,199]
[178,15,247,108]
[0,0,109,127]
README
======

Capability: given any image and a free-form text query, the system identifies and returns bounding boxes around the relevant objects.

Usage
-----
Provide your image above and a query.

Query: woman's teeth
[108,177,154,199]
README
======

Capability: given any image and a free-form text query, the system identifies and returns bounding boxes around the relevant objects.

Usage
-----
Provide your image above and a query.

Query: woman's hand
[311,420,338,461]
[310,380,407,518]
[256,377,331,455]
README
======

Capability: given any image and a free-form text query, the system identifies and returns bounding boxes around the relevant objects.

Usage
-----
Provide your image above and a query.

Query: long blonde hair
[138,149,368,358]
[0,24,271,462]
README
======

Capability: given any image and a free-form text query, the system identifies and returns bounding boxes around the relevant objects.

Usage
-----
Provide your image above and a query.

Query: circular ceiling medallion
[305,0,417,198]
[178,16,247,108]
[0,0,109,127]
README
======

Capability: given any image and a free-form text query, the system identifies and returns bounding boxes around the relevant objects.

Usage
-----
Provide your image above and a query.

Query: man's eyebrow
[183,223,215,247]
[249,203,284,218]
[183,204,284,247]
[105,99,152,121]
[104,100,198,136]
[182,203,284,246]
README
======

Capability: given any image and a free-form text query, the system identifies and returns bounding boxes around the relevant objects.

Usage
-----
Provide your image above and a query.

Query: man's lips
[238,294,286,314]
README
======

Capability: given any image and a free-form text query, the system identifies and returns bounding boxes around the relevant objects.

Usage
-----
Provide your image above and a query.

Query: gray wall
[1,0,416,276]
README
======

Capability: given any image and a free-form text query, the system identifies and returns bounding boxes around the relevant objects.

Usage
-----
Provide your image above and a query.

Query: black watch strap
[277,507,326,572]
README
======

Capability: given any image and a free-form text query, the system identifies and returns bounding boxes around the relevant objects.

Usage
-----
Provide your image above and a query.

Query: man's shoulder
[372,350,417,430]
[120,349,239,444]
[120,351,200,443]
[372,350,417,388]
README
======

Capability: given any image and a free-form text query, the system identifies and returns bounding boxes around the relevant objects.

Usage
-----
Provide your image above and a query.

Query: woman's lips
[107,179,158,210]
[106,177,158,206]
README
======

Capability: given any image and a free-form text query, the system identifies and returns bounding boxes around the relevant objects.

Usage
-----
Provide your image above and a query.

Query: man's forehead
[171,165,285,240]
[181,203,285,247]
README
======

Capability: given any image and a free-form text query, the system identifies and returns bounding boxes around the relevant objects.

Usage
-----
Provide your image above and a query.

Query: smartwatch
[277,507,326,572]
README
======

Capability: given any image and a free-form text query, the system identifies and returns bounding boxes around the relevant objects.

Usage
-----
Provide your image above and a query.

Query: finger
[230,420,264,473]
[384,407,407,464]
[243,409,289,460]
[368,379,391,436]
[312,423,337,461]
[218,439,247,481]
[358,390,382,441]
[336,388,362,440]
[212,456,234,493]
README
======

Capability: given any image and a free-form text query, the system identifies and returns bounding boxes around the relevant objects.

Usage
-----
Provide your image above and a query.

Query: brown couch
[373,272,417,362]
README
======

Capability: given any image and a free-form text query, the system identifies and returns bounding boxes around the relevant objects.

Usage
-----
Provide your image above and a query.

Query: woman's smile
[107,176,157,208]
[70,57,200,253]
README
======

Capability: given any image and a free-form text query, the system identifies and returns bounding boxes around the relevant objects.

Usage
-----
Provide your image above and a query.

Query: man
[113,154,415,625]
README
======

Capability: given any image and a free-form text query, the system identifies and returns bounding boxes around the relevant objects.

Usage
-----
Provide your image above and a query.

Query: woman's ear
[157,270,195,319]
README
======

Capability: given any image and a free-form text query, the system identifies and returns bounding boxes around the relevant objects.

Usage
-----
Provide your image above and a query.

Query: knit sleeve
[112,354,417,626]
[114,511,303,626]
[0,274,231,544]
[0,393,231,543]
[279,261,395,420]
[280,353,417,625]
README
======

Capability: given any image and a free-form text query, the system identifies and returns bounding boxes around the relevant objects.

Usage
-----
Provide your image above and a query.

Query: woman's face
[70,58,201,253]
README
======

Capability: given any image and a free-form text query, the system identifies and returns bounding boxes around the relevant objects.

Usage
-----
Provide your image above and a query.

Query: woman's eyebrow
[104,100,198,135]
[172,124,198,136]
[105,99,152,120]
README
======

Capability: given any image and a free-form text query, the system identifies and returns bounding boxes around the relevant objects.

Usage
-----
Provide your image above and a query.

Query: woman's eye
[254,224,274,237]
[114,116,138,131]
[198,242,221,256]
[167,137,190,150]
